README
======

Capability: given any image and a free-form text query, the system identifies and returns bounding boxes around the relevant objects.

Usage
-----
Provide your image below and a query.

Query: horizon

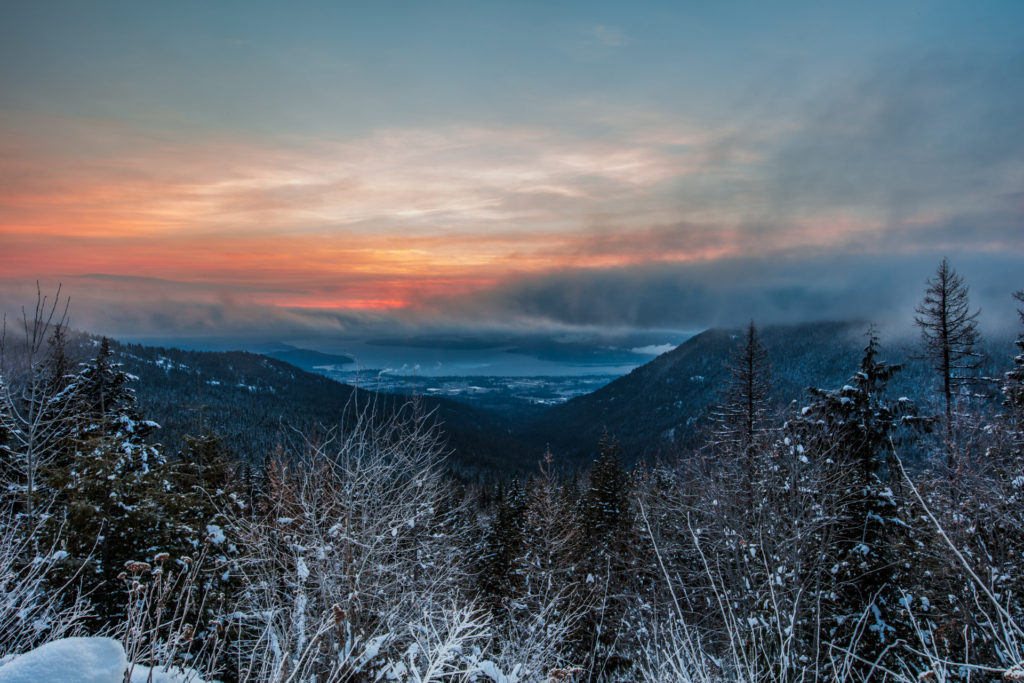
[2,1,1023,347]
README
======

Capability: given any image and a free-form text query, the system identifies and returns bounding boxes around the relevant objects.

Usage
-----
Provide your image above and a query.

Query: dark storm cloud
[0,278,361,342]
[447,252,1024,335]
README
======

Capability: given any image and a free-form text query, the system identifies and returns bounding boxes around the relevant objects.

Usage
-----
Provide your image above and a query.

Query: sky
[1,0,1023,347]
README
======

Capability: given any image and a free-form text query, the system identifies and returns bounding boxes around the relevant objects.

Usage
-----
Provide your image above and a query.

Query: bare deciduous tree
[0,284,74,527]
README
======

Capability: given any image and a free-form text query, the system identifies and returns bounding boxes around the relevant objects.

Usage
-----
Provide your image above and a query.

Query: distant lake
[127,332,692,378]
[307,340,648,378]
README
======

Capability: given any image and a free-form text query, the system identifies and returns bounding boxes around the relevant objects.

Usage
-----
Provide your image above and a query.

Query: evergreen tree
[477,478,527,617]
[711,320,773,504]
[1002,290,1024,445]
[521,452,582,601]
[576,433,638,677]
[43,340,171,625]
[74,338,156,445]
[914,258,982,473]
[580,432,630,546]
[787,331,931,674]
[713,321,773,451]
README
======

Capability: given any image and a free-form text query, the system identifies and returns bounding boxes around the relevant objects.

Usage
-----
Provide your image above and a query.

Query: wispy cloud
[2,47,1022,336]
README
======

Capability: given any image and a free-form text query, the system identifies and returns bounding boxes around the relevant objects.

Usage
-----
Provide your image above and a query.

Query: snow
[0,637,126,683]
[478,660,521,683]
[206,524,226,545]
[1004,662,1024,681]
[128,664,208,682]
[0,638,208,683]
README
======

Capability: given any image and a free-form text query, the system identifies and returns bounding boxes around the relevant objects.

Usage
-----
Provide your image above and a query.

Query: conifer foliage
[44,340,174,624]
[788,331,931,673]
[7,284,1024,681]
[1003,291,1024,440]
[915,258,983,468]
[477,479,527,615]
[712,320,774,456]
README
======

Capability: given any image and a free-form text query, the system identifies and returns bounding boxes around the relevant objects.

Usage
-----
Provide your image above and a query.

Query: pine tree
[915,258,982,473]
[74,338,157,445]
[1003,290,1024,443]
[576,433,638,676]
[43,340,170,625]
[477,478,527,617]
[580,432,630,546]
[521,451,582,600]
[787,330,931,673]
[711,320,773,506]
[713,322,773,449]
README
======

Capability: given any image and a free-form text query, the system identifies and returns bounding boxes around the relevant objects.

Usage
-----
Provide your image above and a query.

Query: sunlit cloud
[2,21,1023,339]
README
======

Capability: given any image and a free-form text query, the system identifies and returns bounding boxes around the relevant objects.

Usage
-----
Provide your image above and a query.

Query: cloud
[760,52,1024,222]
[631,343,676,355]
[434,250,1024,335]
[3,49,1022,341]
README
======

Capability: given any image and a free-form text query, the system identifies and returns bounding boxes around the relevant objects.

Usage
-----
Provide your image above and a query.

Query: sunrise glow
[1,1,1022,337]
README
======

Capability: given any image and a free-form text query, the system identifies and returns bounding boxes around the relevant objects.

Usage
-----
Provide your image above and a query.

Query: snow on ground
[127,663,208,682]
[0,638,207,683]
[0,637,126,683]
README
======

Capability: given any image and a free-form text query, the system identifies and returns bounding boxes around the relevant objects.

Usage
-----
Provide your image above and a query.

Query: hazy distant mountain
[520,320,1015,468]
[107,340,536,476]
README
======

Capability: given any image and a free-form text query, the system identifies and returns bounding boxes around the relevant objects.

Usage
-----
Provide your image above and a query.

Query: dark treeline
[1,262,1023,682]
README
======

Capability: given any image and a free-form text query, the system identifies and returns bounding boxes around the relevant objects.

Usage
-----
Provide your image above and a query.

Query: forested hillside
[525,320,1012,466]
[108,339,536,477]
[2,276,1024,682]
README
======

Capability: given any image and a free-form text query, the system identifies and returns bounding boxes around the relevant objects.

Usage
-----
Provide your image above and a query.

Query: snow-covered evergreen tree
[787,330,932,675]
[43,339,171,625]
[1002,291,1024,448]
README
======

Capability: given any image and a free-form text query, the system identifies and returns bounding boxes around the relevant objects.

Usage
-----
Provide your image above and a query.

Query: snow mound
[0,637,126,683]
[0,638,208,683]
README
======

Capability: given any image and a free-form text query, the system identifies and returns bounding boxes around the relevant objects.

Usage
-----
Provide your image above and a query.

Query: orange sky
[2,2,1022,335]
[0,120,753,310]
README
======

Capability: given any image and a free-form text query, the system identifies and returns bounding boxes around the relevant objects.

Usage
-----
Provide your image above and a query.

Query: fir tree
[577,433,638,676]
[915,258,982,473]
[788,330,931,674]
[43,340,170,625]
[580,432,630,547]
[713,321,773,451]
[711,320,773,506]
[74,338,156,444]
[1002,290,1024,444]
[477,478,527,617]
